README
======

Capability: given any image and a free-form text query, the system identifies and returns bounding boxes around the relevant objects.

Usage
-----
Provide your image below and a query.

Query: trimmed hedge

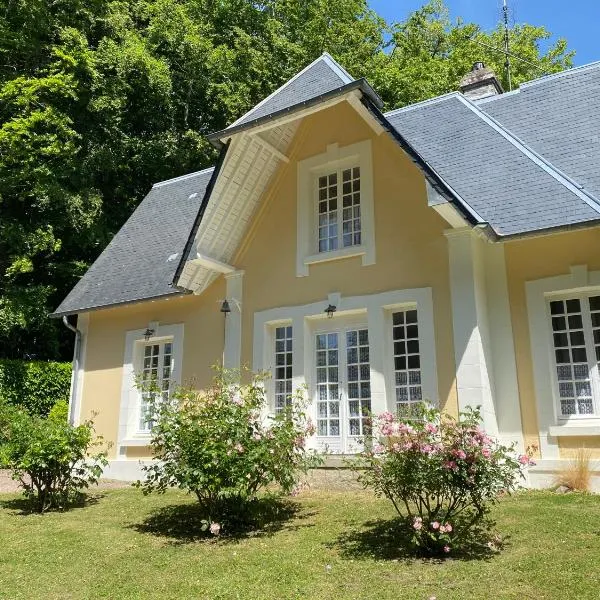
[0,360,71,416]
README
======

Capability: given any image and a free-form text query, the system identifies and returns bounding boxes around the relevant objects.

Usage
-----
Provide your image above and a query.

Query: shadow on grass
[329,517,502,563]
[0,492,105,515]
[131,496,315,545]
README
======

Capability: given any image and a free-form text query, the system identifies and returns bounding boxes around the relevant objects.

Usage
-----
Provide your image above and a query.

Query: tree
[0,0,575,360]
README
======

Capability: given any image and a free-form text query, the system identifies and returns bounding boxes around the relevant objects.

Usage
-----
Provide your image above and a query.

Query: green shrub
[0,401,108,512]
[353,405,532,557]
[0,359,71,416]
[137,368,322,534]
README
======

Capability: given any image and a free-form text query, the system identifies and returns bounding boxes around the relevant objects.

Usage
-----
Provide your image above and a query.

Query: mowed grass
[0,488,599,600]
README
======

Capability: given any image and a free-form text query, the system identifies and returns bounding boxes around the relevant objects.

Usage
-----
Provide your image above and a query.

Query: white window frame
[546,293,600,420]
[526,265,600,459]
[253,288,438,453]
[118,323,184,449]
[296,141,375,277]
[269,321,294,414]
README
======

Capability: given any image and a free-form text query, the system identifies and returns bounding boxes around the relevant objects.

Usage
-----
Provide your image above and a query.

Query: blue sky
[368,0,599,66]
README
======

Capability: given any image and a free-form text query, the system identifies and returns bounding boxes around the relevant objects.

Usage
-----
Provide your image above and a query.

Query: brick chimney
[459,62,503,100]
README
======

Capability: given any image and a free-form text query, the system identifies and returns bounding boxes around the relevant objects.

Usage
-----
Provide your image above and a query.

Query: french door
[314,324,371,453]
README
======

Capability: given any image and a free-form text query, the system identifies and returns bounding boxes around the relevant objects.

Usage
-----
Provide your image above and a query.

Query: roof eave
[207,79,383,147]
[49,289,190,319]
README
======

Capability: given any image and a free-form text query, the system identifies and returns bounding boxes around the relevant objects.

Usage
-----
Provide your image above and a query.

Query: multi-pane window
[316,333,340,436]
[392,309,422,411]
[274,326,293,413]
[140,341,173,432]
[317,166,361,253]
[346,329,371,436]
[549,295,600,416]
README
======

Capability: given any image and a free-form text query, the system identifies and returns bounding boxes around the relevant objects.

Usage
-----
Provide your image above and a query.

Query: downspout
[62,316,81,425]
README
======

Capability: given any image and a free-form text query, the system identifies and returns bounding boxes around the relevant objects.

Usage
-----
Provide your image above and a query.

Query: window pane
[549,297,595,417]
[274,326,293,414]
[340,165,361,248]
[392,309,422,413]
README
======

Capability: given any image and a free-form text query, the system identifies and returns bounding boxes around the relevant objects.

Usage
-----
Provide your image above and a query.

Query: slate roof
[52,168,214,317]
[478,62,600,201]
[53,57,600,315]
[227,53,354,128]
[385,90,600,236]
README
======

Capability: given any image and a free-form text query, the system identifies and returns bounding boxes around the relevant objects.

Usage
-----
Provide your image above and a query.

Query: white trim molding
[224,271,244,369]
[117,323,184,452]
[252,287,439,451]
[69,313,89,426]
[526,265,600,459]
[296,140,376,277]
[445,228,523,451]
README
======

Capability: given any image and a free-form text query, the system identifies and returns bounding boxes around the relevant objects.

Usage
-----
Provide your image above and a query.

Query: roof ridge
[152,167,215,188]
[384,92,462,117]
[520,60,600,90]
[226,53,352,130]
[320,52,355,84]
[456,95,600,215]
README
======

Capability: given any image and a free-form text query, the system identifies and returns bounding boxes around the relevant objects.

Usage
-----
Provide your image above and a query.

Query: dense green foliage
[0,359,71,415]
[354,406,530,556]
[0,0,574,359]
[137,369,321,533]
[0,400,107,512]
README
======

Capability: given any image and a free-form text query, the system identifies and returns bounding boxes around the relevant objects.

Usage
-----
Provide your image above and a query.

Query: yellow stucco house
[53,55,600,487]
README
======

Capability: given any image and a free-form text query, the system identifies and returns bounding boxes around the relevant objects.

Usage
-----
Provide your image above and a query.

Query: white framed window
[316,166,362,252]
[391,308,423,411]
[139,340,174,432]
[548,294,600,418]
[118,323,184,449]
[297,140,375,276]
[273,325,293,413]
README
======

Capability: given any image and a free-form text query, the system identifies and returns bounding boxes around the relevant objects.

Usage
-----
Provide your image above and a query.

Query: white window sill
[304,246,366,267]
[549,423,600,437]
[121,436,152,447]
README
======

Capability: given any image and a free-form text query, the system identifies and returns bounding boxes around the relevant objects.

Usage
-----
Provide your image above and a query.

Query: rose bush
[0,400,108,512]
[137,368,321,534]
[354,405,533,556]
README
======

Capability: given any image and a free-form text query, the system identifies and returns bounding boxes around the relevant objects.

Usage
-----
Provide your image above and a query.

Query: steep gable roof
[385,91,600,236]
[478,62,600,202]
[52,168,214,317]
[228,53,354,129]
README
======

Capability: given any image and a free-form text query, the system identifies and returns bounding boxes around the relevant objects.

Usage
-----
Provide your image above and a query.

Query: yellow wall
[81,278,225,458]
[504,226,600,458]
[236,101,459,415]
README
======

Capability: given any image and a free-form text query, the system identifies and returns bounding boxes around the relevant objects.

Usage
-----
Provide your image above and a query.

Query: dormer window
[297,141,375,277]
[317,167,361,252]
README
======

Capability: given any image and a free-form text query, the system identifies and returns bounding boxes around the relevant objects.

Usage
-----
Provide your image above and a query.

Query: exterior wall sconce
[143,328,155,341]
[325,304,337,319]
[220,299,231,315]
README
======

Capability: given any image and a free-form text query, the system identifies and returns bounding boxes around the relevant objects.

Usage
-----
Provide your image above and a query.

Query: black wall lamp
[324,304,337,319]
[143,327,155,341]
[220,299,231,315]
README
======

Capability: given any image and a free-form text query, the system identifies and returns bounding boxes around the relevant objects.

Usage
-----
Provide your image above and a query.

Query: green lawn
[0,488,599,599]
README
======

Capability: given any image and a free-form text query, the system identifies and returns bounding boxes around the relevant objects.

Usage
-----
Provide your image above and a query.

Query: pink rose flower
[443,545,450,553]
[380,411,394,423]
[443,460,457,470]
[454,449,467,460]
[518,454,530,465]
[431,521,440,530]
[482,447,491,458]
[234,443,244,453]
[381,423,394,436]
[209,522,221,536]
[425,423,438,434]
[444,523,452,533]
[413,517,423,530]
[373,443,385,454]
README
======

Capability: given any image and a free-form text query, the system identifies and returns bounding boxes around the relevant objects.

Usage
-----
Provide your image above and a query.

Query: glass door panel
[346,328,371,437]
[316,333,340,436]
